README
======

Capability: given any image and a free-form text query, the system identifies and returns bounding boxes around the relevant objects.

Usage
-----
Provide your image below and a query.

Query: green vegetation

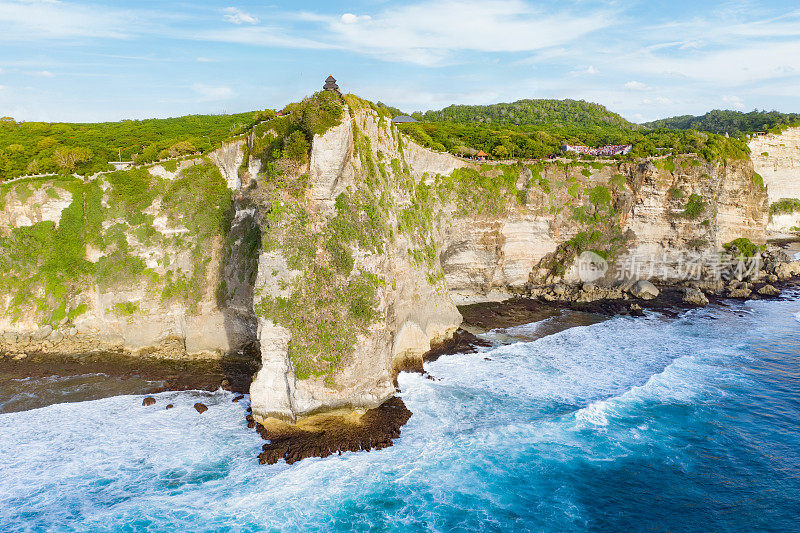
[753,172,765,190]
[723,238,765,258]
[249,91,344,171]
[110,301,140,317]
[0,161,232,324]
[770,198,800,215]
[644,109,800,137]
[669,187,685,199]
[0,112,256,180]
[417,98,636,130]
[680,194,707,219]
[400,102,749,163]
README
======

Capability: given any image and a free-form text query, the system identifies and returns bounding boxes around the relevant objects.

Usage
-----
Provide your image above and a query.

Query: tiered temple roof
[323,75,341,94]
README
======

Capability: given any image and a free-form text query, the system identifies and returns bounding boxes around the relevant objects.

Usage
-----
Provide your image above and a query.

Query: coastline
[2,242,799,462]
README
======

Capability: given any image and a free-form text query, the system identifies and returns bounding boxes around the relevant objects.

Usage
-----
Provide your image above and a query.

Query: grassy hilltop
[398,98,750,163]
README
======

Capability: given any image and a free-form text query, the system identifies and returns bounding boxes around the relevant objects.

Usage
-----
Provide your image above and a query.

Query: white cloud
[586,65,598,74]
[341,13,372,25]
[722,94,745,109]
[0,0,130,41]
[196,57,217,63]
[192,83,233,101]
[28,70,54,77]
[642,96,673,106]
[322,0,615,66]
[631,40,800,85]
[201,26,334,50]
[223,7,259,25]
[624,81,649,91]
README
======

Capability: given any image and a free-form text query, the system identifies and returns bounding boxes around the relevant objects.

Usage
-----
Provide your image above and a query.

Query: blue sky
[0,0,798,123]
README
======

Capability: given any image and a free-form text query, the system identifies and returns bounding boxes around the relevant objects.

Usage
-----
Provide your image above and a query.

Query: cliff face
[749,127,800,233]
[246,103,463,421]
[0,156,244,359]
[0,97,771,423]
[440,157,766,303]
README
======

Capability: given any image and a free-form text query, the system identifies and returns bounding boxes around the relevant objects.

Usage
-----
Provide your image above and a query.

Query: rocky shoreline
[2,244,798,463]
[0,351,259,397]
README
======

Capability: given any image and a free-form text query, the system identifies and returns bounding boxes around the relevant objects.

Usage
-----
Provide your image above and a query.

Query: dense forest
[417,99,638,130]
[644,110,800,137]
[399,98,749,163]
[0,112,258,181]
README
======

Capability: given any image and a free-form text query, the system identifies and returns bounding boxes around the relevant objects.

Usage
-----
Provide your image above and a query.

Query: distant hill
[417,99,638,131]
[643,110,800,137]
[400,97,748,163]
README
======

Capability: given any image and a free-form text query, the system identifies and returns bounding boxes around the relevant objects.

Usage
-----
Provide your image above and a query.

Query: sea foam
[2,291,800,532]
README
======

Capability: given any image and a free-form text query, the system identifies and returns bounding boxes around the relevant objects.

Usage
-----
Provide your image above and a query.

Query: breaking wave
[1,296,800,531]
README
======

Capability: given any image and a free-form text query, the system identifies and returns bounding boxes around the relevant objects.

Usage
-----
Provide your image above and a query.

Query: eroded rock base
[256,397,412,465]
[0,351,260,393]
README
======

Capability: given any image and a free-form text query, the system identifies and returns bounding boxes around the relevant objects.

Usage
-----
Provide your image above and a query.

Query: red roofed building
[476,150,489,161]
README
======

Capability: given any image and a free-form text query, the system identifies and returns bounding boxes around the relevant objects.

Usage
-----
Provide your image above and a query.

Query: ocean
[1,289,799,532]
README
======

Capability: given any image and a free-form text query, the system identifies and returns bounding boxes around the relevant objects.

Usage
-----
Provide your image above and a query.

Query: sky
[0,0,798,123]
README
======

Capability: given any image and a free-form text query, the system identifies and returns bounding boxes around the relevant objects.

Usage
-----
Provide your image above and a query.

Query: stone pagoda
[323,75,341,95]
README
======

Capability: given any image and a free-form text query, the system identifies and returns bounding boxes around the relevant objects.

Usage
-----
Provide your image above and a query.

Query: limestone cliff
[0,153,246,359]
[749,127,800,233]
[0,94,773,425]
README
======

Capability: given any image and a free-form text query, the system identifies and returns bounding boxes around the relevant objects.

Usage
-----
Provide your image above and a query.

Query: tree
[53,146,93,172]
[492,145,509,159]
[168,141,196,158]
[284,130,309,163]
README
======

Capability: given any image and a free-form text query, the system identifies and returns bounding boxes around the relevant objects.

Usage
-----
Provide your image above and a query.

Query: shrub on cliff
[770,198,800,216]
[723,238,765,258]
[681,194,707,219]
[283,91,344,138]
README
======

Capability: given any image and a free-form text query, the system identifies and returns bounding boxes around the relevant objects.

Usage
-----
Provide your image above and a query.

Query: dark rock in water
[256,397,412,465]
[142,397,156,407]
[630,280,659,300]
[757,284,781,297]
[166,404,174,410]
[232,395,244,403]
[629,303,645,316]
[194,402,208,414]
[728,287,752,299]
[682,287,709,306]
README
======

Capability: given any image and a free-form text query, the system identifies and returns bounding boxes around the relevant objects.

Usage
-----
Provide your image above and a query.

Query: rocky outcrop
[439,156,768,302]
[682,287,709,306]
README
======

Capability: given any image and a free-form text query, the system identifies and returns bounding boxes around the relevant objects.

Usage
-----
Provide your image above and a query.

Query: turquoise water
[1,291,799,532]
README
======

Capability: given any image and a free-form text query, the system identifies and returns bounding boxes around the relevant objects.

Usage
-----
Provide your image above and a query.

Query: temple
[323,75,341,95]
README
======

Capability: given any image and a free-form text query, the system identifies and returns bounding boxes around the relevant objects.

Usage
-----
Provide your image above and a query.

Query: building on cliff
[323,75,341,95]
[391,115,418,124]
[562,144,632,157]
